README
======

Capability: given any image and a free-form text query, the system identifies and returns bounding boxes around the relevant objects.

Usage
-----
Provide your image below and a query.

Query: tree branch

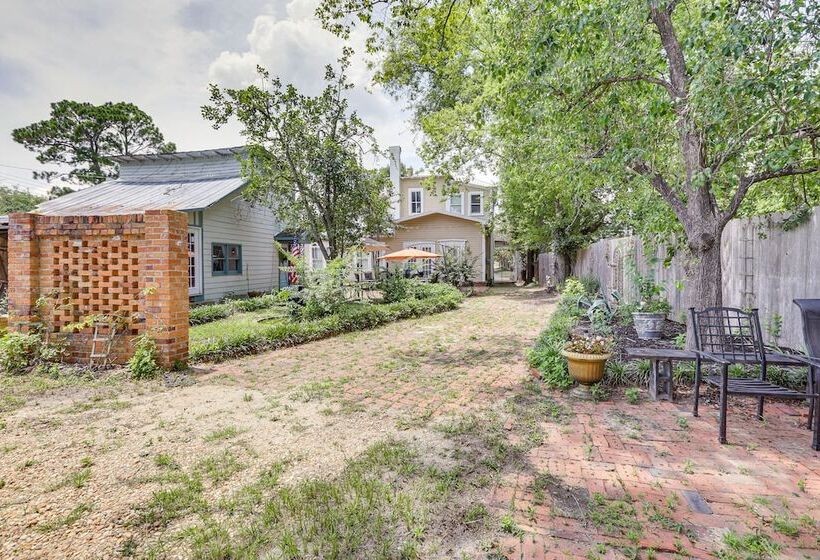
[629,160,687,219]
[722,163,820,225]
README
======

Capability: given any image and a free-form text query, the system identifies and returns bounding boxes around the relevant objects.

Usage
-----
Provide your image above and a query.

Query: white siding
[199,195,281,301]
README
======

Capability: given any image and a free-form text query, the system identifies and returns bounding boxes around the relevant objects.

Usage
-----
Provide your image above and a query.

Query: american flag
[288,243,301,285]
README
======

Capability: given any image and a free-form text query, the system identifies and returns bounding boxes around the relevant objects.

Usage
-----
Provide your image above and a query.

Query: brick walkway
[492,396,820,559]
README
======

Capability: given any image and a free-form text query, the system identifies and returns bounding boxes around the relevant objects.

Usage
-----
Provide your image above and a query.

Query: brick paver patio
[492,395,820,559]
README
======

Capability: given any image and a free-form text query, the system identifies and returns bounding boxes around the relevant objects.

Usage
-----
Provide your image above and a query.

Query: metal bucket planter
[561,350,611,386]
[632,312,666,340]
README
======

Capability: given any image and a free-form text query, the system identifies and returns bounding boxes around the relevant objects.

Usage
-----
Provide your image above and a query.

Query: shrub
[528,309,575,390]
[300,258,351,319]
[189,303,233,326]
[578,275,601,296]
[0,332,42,375]
[128,334,160,380]
[436,250,477,288]
[377,269,412,303]
[189,293,283,326]
[190,285,463,363]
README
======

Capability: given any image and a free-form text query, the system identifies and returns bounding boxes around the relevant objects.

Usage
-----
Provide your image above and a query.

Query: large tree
[320,0,819,316]
[202,50,392,260]
[12,100,176,184]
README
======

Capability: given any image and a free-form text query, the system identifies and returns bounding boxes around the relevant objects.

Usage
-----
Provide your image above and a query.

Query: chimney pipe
[388,146,401,220]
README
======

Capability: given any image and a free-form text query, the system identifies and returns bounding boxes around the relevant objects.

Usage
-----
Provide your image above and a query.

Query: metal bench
[624,347,804,402]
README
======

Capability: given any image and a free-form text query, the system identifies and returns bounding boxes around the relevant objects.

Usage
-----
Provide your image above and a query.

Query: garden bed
[189,285,464,363]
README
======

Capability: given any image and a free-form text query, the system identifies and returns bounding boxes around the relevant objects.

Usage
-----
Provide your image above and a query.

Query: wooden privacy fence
[538,207,820,350]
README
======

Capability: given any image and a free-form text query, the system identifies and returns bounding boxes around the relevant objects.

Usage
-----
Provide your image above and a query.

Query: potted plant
[561,334,613,386]
[632,277,672,340]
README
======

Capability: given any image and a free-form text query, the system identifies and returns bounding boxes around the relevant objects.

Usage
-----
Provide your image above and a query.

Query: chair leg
[693,358,702,417]
[813,396,820,451]
[719,364,728,445]
[808,366,816,430]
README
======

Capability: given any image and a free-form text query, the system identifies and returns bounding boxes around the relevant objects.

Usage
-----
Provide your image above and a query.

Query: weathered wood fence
[538,207,820,349]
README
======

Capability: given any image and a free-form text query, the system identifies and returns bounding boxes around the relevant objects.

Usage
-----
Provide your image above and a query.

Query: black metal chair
[793,299,820,447]
[690,307,820,449]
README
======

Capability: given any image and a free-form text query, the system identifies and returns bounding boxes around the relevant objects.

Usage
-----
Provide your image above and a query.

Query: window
[311,243,325,269]
[409,188,423,214]
[212,243,242,275]
[469,192,484,215]
[439,240,467,256]
[353,251,371,272]
[447,193,463,214]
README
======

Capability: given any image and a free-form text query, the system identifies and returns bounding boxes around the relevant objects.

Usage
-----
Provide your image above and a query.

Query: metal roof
[35,149,247,216]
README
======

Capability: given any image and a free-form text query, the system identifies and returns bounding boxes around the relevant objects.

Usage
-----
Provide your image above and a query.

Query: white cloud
[207,0,422,169]
[0,0,424,194]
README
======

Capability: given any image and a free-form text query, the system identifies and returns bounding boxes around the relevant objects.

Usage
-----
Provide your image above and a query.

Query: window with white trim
[447,193,463,214]
[469,192,484,215]
[409,188,423,215]
[438,240,467,256]
[311,243,325,269]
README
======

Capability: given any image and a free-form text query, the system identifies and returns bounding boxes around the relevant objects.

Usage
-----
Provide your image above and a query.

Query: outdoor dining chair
[793,299,820,444]
[690,307,820,450]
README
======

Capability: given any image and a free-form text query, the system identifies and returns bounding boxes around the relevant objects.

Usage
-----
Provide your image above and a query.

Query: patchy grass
[203,425,243,443]
[47,467,91,491]
[194,451,246,485]
[716,530,781,559]
[36,503,92,533]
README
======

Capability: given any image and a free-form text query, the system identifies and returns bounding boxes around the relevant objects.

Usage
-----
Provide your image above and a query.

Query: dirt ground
[0,286,553,559]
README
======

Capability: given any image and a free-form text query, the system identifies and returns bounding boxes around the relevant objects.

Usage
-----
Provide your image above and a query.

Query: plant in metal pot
[561,334,613,386]
[632,276,671,340]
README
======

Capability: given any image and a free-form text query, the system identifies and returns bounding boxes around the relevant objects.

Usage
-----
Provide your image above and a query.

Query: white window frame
[408,188,423,215]
[468,191,484,216]
[311,243,326,270]
[187,227,203,297]
[447,192,464,214]
[438,239,467,256]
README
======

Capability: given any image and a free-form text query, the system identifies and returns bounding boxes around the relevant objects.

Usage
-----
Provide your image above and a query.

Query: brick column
[140,210,189,367]
[7,213,40,332]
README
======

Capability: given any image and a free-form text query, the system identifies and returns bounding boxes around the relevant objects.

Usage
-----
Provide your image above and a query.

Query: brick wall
[7,210,189,367]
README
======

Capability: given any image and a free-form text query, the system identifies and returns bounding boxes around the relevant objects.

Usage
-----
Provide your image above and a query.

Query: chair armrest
[693,350,732,365]
[778,353,820,368]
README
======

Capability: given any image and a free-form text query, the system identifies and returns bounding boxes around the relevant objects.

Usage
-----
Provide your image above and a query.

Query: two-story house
[378,146,496,283]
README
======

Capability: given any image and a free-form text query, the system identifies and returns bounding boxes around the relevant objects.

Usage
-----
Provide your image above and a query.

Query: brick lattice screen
[7,210,189,367]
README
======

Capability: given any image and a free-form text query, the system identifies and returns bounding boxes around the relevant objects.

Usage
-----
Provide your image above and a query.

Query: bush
[578,275,601,296]
[128,334,160,380]
[435,251,477,288]
[0,332,42,375]
[190,285,464,363]
[189,293,284,326]
[377,270,412,303]
[299,258,351,319]
[528,309,575,390]
[189,304,233,326]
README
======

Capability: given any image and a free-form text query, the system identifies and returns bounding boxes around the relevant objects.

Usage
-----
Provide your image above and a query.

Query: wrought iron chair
[793,299,820,447]
[690,307,820,449]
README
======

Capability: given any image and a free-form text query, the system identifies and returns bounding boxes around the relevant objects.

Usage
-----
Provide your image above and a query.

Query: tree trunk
[682,227,723,349]
[555,251,573,283]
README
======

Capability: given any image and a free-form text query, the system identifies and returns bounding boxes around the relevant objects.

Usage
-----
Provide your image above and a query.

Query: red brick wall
[7,210,189,367]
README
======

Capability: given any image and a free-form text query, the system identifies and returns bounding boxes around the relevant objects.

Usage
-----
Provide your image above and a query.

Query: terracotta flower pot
[561,350,611,386]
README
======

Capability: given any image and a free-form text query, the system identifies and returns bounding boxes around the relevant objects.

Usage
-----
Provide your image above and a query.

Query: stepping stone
[681,489,712,514]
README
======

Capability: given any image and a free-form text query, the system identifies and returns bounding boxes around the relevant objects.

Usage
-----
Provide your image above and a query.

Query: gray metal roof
[36,149,248,216]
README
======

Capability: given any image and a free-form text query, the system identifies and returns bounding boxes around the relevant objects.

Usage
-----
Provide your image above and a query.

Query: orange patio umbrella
[377,248,443,261]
